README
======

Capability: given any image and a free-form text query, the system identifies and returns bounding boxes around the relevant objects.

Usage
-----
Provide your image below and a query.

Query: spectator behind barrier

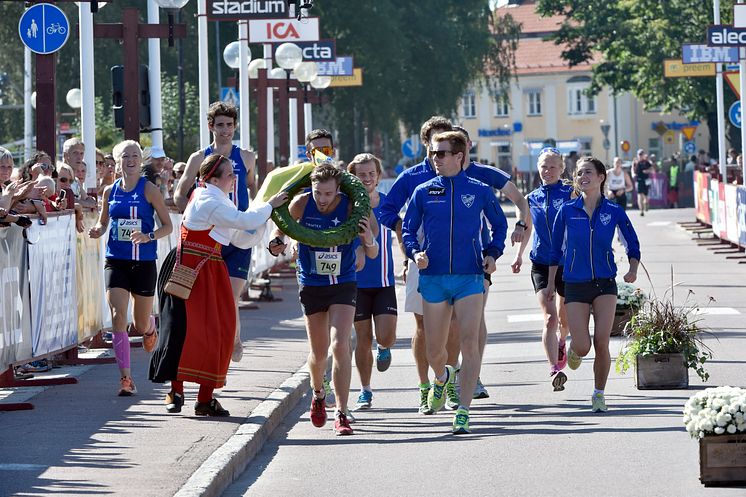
[0,147,13,185]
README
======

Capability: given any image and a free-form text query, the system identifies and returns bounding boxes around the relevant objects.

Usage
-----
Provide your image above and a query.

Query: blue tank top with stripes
[356,192,395,288]
[106,177,156,261]
[204,144,249,211]
[297,194,358,286]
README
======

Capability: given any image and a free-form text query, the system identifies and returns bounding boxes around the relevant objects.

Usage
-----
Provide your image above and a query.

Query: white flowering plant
[617,281,646,309]
[683,386,746,439]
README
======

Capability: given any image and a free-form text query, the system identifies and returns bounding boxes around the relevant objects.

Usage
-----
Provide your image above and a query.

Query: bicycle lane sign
[18,3,70,55]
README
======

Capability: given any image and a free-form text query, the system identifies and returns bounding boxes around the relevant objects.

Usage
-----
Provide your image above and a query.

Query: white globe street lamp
[310,75,332,90]
[275,43,303,71]
[294,61,318,83]
[30,91,36,110]
[249,59,267,78]
[153,0,189,9]
[223,41,250,69]
[270,67,287,79]
[66,88,82,109]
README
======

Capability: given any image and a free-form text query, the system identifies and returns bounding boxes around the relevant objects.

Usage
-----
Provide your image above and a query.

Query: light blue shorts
[418,274,484,304]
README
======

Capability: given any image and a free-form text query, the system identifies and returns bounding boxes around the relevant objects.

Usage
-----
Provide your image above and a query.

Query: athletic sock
[197,385,214,404]
[111,331,130,369]
[435,369,448,384]
[457,405,469,412]
[314,389,325,400]
[593,388,604,397]
[419,382,430,390]
[362,385,372,393]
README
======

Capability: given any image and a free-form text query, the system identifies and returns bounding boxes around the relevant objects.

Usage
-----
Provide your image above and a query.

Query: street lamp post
[308,75,331,136]
[223,39,252,149]
[275,43,303,165]
[294,61,319,157]
[600,119,611,165]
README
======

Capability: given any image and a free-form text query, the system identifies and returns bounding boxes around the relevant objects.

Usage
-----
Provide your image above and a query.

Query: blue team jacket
[527,182,574,265]
[402,171,507,275]
[549,197,641,283]
[379,159,511,231]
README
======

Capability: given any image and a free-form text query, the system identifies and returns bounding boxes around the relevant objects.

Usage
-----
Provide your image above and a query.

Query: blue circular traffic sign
[401,138,423,159]
[18,3,70,55]
[729,101,742,129]
[684,141,697,155]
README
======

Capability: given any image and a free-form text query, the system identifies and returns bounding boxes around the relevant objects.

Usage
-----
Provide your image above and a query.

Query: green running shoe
[427,365,455,413]
[419,385,433,415]
[567,348,583,370]
[445,381,460,410]
[452,407,470,434]
[591,393,608,413]
[323,376,336,408]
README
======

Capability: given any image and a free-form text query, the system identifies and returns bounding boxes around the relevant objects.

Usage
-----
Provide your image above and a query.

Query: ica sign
[248,17,319,43]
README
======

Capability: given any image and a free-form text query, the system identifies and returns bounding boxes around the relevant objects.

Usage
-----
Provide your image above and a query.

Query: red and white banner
[248,17,319,43]
[0,225,32,368]
[27,214,78,356]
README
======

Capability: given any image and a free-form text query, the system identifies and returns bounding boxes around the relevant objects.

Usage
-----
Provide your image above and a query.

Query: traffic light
[111,65,151,131]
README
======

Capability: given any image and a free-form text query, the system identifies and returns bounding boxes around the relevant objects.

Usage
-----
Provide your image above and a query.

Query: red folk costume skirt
[149,226,234,389]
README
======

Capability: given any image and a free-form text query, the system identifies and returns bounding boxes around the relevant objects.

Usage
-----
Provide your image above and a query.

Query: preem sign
[207,0,288,20]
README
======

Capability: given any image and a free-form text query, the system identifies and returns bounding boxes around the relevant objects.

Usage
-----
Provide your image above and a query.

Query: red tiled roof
[496,0,596,75]
[498,0,562,34]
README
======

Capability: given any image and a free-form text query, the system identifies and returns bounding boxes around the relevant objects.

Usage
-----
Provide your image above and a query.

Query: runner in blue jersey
[174,102,257,363]
[403,131,506,434]
[268,163,379,435]
[512,148,574,391]
[89,140,173,396]
[547,157,641,413]
[347,153,397,411]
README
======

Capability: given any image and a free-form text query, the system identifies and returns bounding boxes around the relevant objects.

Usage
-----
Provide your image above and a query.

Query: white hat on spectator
[143,146,166,164]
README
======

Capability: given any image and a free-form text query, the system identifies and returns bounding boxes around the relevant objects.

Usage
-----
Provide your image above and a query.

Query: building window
[494,94,509,117]
[462,92,476,118]
[492,142,512,173]
[527,90,542,116]
[567,85,596,115]
[576,137,592,156]
[648,138,661,159]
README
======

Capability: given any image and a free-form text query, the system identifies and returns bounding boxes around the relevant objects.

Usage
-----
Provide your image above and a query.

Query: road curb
[173,365,311,497]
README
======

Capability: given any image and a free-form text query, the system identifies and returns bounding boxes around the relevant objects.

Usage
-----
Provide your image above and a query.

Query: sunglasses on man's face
[310,146,334,157]
[428,150,456,159]
[58,177,71,183]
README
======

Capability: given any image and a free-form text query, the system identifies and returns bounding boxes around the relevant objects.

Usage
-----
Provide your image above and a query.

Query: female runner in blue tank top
[268,163,379,436]
[547,156,641,413]
[347,153,397,411]
[512,148,574,391]
[89,140,173,396]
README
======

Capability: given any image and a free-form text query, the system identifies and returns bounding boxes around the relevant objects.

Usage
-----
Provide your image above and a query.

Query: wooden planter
[699,434,746,486]
[610,307,633,336]
[635,353,689,389]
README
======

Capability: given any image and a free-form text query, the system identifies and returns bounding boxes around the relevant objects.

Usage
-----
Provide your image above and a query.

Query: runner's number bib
[314,251,341,276]
[116,219,141,241]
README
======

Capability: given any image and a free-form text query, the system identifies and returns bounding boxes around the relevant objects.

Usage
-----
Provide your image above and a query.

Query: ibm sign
[207,0,288,20]
[682,44,739,64]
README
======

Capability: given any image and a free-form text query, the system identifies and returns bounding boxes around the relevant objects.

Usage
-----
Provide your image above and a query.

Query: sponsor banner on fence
[76,209,106,342]
[0,225,32,368]
[718,181,727,239]
[725,184,739,244]
[695,172,711,224]
[709,179,719,236]
[737,187,746,247]
[27,214,78,356]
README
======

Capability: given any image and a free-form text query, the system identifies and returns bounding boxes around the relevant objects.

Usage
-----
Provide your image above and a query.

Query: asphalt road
[223,208,746,497]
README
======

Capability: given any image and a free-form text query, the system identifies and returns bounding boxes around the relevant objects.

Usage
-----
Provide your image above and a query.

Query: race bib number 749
[314,251,341,276]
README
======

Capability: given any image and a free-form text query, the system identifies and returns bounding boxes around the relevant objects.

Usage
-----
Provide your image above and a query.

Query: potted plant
[615,287,713,389]
[683,386,746,486]
[611,281,646,336]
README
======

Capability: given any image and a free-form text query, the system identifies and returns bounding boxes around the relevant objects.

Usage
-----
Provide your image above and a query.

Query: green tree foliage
[312,1,520,160]
[535,0,737,155]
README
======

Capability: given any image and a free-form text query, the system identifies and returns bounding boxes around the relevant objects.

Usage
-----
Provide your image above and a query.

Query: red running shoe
[310,396,327,428]
[334,411,353,436]
[557,339,567,370]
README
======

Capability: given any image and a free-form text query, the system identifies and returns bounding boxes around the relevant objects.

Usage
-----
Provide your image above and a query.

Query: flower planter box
[635,353,689,389]
[610,307,633,337]
[699,434,746,486]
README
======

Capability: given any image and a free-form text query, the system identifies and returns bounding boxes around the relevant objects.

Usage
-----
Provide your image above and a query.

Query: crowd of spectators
[1,138,183,376]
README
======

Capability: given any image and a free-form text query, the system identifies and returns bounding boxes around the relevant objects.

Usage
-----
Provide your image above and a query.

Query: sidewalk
[0,276,310,497]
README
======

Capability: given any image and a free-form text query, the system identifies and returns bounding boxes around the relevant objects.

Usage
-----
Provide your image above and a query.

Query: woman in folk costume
[149,154,287,416]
